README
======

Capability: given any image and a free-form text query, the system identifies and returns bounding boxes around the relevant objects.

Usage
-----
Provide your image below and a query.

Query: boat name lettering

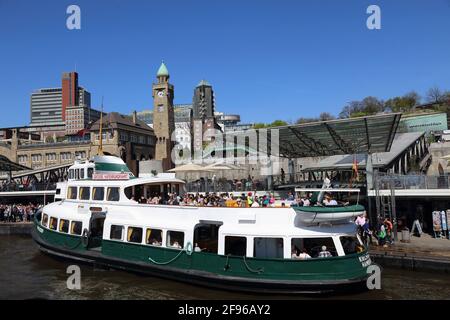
[93,173,129,180]
[359,254,372,267]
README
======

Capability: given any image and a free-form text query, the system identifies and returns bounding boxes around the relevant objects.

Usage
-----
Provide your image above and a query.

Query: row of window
[110,225,183,248]
[42,214,83,235]
[19,151,85,164]
[68,168,94,180]
[67,186,120,202]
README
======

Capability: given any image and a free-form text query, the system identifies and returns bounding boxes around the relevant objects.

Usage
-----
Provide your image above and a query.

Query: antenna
[98,96,104,155]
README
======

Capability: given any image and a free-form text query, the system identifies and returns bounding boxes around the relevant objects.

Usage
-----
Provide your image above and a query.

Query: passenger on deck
[171,241,182,249]
[318,246,332,258]
[299,249,312,260]
[323,194,338,206]
[291,247,300,259]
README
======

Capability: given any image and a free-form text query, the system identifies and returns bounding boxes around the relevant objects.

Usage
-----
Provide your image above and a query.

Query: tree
[269,120,288,127]
[426,86,444,103]
[361,96,385,115]
[295,117,318,124]
[319,112,335,121]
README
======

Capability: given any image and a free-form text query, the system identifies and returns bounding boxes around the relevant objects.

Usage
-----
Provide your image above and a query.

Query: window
[92,187,105,201]
[79,187,90,200]
[253,237,284,259]
[297,237,337,258]
[167,231,184,249]
[55,188,61,195]
[87,168,94,179]
[67,186,77,199]
[110,225,124,240]
[71,221,83,235]
[49,217,58,230]
[146,228,163,246]
[107,187,120,201]
[80,169,85,179]
[341,236,364,255]
[127,227,143,243]
[42,214,48,227]
[59,219,69,233]
[225,236,247,256]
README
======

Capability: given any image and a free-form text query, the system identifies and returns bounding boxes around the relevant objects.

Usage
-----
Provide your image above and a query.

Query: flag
[76,128,89,137]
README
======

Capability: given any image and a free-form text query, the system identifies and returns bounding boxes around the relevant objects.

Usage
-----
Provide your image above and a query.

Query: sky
[1,0,450,127]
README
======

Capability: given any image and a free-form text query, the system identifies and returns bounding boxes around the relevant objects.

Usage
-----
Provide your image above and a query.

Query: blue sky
[1,0,450,127]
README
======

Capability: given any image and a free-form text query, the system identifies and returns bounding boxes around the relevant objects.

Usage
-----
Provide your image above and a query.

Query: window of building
[225,236,247,256]
[79,187,90,200]
[67,186,77,199]
[127,227,143,243]
[92,187,104,201]
[107,187,120,201]
[110,225,124,240]
[253,237,284,259]
[42,214,48,227]
[59,219,69,233]
[340,236,364,255]
[146,228,163,246]
[167,231,184,249]
[49,217,58,230]
[71,221,83,235]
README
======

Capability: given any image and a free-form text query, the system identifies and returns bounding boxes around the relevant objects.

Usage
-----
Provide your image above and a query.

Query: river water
[1,235,449,300]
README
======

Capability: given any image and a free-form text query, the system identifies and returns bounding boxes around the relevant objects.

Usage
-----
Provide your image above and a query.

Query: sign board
[432,211,442,232]
[93,173,129,180]
[399,113,448,134]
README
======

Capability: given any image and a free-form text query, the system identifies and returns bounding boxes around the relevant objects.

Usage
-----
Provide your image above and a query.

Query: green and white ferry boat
[32,155,373,294]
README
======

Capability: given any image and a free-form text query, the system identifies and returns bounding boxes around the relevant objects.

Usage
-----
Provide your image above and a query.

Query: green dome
[197,79,211,87]
[157,62,169,77]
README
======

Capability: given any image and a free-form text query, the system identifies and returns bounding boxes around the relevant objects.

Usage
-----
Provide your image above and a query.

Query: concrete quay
[0,222,33,235]
[369,233,450,273]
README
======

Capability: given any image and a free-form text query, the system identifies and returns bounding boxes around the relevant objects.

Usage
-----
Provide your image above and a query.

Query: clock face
[157,91,164,97]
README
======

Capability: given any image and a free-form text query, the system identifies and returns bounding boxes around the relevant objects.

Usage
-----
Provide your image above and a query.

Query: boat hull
[32,220,371,294]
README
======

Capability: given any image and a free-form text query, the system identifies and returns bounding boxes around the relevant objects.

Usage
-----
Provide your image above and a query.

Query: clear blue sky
[1,0,450,127]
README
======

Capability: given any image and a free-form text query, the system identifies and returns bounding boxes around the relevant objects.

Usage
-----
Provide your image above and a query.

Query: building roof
[90,112,154,133]
[157,62,169,77]
[301,131,424,171]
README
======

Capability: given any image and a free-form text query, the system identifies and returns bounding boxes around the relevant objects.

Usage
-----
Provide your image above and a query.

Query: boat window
[67,186,77,199]
[110,225,124,240]
[68,170,73,179]
[340,236,364,255]
[79,187,90,200]
[75,169,80,180]
[92,187,105,201]
[56,188,61,195]
[127,227,143,243]
[194,224,220,253]
[253,237,284,259]
[297,237,337,258]
[146,228,163,246]
[167,231,184,249]
[59,219,69,233]
[42,214,48,227]
[71,221,83,235]
[224,236,247,256]
[87,168,94,179]
[49,217,58,230]
[80,168,85,179]
[107,187,120,201]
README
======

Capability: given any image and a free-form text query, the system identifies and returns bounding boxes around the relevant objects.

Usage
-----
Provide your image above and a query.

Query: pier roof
[259,113,402,158]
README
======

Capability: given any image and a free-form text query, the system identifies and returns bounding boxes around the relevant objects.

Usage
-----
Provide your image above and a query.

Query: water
[1,235,450,300]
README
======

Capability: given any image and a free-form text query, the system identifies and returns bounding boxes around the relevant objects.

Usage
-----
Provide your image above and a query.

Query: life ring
[185,241,193,256]
[81,228,90,248]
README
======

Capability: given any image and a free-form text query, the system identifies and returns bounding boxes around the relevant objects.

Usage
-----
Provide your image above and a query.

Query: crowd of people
[0,203,42,223]
[355,212,394,247]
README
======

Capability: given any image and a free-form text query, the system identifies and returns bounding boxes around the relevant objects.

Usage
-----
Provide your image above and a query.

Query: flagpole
[98,97,104,155]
